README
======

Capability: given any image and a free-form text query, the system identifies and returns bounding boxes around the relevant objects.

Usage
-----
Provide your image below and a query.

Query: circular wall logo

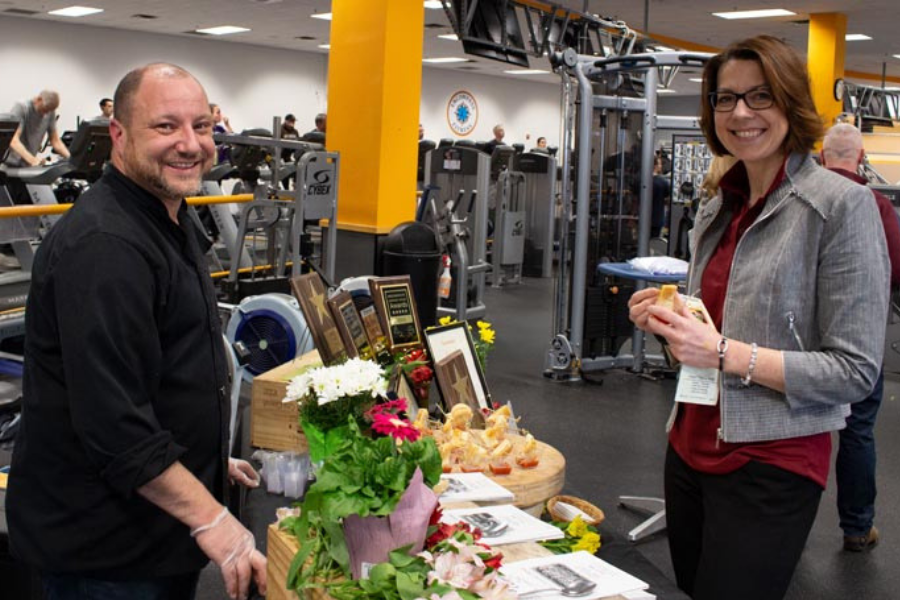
[446,90,478,137]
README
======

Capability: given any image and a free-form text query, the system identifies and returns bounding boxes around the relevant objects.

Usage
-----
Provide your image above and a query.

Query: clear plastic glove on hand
[191,507,267,600]
[229,458,261,488]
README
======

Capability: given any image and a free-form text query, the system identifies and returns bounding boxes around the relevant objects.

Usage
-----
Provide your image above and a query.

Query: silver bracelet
[741,343,759,386]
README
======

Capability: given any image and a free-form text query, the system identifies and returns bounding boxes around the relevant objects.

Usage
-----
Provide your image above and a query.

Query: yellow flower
[439,316,454,326]
[479,328,496,344]
[477,320,492,330]
[572,531,601,554]
[566,515,588,538]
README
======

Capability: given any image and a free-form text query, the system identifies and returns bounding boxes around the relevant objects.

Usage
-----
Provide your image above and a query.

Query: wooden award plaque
[368,276,423,352]
[433,349,485,428]
[358,302,392,364]
[327,291,374,361]
[289,273,347,365]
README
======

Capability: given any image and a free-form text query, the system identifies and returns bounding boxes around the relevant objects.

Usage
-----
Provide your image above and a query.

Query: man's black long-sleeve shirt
[8,166,230,578]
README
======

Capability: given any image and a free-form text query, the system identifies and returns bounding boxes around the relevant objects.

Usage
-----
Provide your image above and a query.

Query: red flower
[429,506,444,526]
[425,522,457,548]
[409,365,433,385]
[483,551,503,570]
[406,349,426,363]
[370,413,421,442]
[425,519,483,548]
[367,399,408,417]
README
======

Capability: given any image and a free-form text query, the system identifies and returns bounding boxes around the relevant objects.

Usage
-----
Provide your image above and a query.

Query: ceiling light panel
[712,9,796,20]
[311,12,332,20]
[195,25,251,35]
[503,69,550,75]
[423,57,468,63]
[48,6,103,17]
[845,34,872,41]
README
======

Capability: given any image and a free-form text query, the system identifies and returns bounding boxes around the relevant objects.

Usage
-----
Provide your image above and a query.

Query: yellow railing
[0,193,257,219]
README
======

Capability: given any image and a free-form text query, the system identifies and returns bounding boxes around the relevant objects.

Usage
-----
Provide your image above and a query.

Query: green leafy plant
[296,509,514,600]
[281,416,443,591]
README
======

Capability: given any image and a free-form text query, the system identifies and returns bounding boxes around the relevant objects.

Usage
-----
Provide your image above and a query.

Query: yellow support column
[807,13,847,132]
[328,0,424,242]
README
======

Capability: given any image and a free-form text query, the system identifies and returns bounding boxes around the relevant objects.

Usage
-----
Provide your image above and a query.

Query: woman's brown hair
[699,35,825,156]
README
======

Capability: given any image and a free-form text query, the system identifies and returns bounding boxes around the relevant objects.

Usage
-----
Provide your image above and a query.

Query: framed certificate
[369,276,423,352]
[327,291,374,361]
[424,321,490,413]
[290,273,347,366]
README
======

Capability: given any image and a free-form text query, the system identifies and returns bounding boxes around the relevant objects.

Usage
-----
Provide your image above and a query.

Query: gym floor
[200,276,900,599]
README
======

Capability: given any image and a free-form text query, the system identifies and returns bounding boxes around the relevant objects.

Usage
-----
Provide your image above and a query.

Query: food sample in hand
[655,284,679,311]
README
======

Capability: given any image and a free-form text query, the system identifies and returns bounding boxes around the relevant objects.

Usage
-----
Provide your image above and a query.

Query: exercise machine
[490,164,525,287]
[514,151,558,278]
[544,49,708,381]
[422,145,490,321]
[213,120,338,302]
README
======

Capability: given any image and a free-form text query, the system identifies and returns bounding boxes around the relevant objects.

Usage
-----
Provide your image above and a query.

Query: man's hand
[229,458,260,488]
[192,507,267,600]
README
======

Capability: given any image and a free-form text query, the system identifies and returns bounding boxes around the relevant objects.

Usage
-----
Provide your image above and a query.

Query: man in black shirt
[7,63,266,600]
[483,123,506,155]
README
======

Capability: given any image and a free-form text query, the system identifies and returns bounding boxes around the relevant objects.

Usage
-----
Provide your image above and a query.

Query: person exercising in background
[5,90,70,169]
[3,90,72,205]
[304,112,327,139]
[532,136,548,153]
[96,97,114,120]
[209,102,233,164]
[483,123,506,154]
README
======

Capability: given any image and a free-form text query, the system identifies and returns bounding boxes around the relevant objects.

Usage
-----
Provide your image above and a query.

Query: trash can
[381,221,442,328]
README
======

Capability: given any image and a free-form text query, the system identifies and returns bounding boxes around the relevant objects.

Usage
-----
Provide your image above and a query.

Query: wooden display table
[267,524,629,600]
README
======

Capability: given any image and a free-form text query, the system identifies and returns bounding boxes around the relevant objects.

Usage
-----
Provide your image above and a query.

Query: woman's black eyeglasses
[708,87,775,112]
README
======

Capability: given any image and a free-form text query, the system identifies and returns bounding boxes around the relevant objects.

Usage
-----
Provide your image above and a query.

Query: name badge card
[674,296,719,406]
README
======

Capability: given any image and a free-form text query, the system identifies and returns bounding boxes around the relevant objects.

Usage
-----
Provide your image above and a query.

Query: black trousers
[665,445,822,600]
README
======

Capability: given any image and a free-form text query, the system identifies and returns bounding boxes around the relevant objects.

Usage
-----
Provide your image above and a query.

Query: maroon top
[669,160,831,489]
[829,167,900,287]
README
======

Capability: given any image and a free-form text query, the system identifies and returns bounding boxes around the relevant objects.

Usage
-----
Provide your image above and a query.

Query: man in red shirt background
[821,122,900,552]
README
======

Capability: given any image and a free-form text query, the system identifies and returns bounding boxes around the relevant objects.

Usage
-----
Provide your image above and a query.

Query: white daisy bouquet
[283,358,388,461]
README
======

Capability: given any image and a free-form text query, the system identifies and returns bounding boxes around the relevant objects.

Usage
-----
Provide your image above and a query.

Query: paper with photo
[441,504,564,546]
[502,551,648,600]
[438,472,514,503]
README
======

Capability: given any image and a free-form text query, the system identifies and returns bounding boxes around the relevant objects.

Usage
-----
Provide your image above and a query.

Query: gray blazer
[674,153,889,444]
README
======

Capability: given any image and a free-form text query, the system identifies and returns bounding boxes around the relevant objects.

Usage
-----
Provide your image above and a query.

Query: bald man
[821,122,900,553]
[8,64,266,600]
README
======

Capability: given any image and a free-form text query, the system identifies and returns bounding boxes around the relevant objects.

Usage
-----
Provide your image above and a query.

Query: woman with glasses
[628,35,889,600]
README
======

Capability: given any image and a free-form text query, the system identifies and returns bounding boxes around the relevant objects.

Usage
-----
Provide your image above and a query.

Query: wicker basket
[546,495,605,526]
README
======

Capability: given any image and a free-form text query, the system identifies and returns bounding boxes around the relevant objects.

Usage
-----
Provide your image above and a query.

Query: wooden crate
[251,350,322,452]
[266,523,553,600]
